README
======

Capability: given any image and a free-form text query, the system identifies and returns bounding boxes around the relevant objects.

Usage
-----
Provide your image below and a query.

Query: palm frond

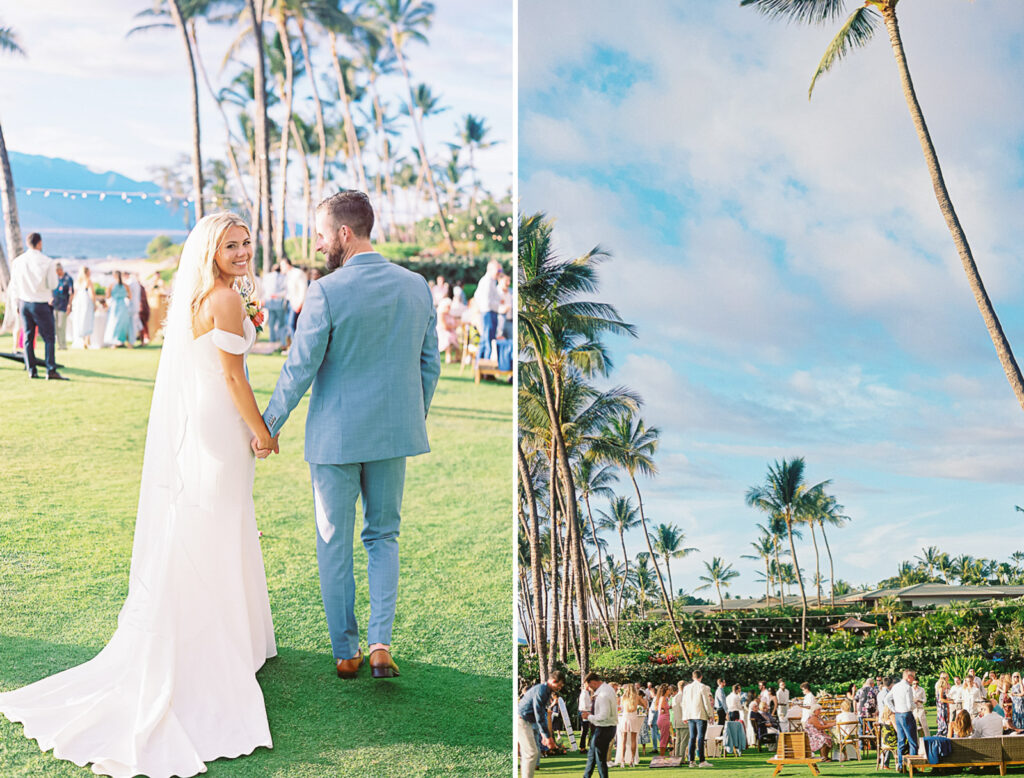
[808,5,880,98]
[740,0,848,26]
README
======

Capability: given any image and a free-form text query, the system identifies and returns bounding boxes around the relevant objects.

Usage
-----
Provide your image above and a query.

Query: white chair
[705,723,724,758]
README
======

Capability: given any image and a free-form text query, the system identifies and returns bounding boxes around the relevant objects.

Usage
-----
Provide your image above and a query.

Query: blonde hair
[186,212,253,326]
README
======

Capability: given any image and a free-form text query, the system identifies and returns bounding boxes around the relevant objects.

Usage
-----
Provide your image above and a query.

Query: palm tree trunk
[247,0,273,272]
[328,32,368,193]
[389,29,456,253]
[764,559,771,604]
[774,539,785,606]
[616,529,629,646]
[190,23,252,215]
[880,6,1024,411]
[809,522,822,606]
[273,14,295,262]
[583,494,616,646]
[368,77,394,241]
[665,553,675,606]
[785,513,808,648]
[630,475,691,662]
[0,121,21,288]
[517,440,549,679]
[716,582,724,611]
[167,0,204,222]
[547,441,560,663]
[295,17,327,208]
[821,523,836,607]
[290,120,312,264]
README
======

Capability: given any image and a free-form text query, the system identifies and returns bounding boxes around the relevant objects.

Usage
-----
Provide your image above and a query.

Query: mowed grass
[534,710,1014,777]
[0,342,513,777]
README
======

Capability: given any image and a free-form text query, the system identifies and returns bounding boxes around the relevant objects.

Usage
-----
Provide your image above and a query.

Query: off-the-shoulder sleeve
[211,328,248,355]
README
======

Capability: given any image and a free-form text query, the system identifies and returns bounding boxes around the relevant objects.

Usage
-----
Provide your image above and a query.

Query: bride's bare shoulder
[208,287,245,331]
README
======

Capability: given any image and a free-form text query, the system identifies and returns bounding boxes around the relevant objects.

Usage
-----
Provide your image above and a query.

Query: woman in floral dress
[1010,672,1024,732]
[935,674,952,737]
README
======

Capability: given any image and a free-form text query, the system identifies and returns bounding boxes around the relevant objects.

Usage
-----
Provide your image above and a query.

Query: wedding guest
[834,700,860,762]
[913,676,930,738]
[961,675,984,715]
[655,684,672,757]
[72,266,95,348]
[452,281,467,306]
[578,681,593,753]
[949,676,963,714]
[262,264,288,343]
[472,259,501,359]
[104,271,133,348]
[516,670,565,778]
[497,271,512,340]
[682,669,714,768]
[800,682,816,724]
[128,272,143,342]
[845,683,857,709]
[857,676,878,736]
[758,681,771,710]
[436,298,460,363]
[581,672,617,778]
[877,676,894,716]
[432,275,449,304]
[749,699,779,747]
[671,680,689,758]
[137,279,150,345]
[890,670,918,773]
[1010,672,1024,731]
[878,706,899,768]
[726,684,744,721]
[10,232,65,379]
[714,678,728,726]
[615,686,641,767]
[638,685,652,756]
[936,674,953,737]
[973,701,1004,738]
[280,256,307,348]
[309,267,323,282]
[949,709,973,739]
[765,685,779,721]
[804,704,834,761]
[52,262,74,350]
[777,679,791,732]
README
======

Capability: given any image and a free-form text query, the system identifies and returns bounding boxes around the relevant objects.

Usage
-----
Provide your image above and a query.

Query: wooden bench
[906,736,1006,776]
[767,732,823,776]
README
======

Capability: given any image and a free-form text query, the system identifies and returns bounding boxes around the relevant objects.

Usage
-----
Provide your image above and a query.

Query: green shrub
[376,242,423,260]
[940,655,991,681]
[146,235,174,257]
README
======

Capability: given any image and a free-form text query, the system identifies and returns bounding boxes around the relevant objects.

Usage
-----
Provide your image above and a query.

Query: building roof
[830,617,878,631]
[842,584,1024,602]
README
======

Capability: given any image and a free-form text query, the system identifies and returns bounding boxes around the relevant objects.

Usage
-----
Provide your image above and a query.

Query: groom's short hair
[318,190,374,238]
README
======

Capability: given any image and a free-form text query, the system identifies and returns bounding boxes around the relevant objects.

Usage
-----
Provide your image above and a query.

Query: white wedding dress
[0,229,277,778]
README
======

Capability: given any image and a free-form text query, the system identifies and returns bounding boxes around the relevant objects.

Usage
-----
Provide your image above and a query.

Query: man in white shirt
[671,681,689,758]
[10,232,65,380]
[973,701,1005,738]
[580,672,617,778]
[280,256,308,348]
[890,670,918,772]
[777,679,791,732]
[262,264,287,344]
[472,259,502,359]
[681,670,715,768]
[578,684,593,753]
[726,683,744,720]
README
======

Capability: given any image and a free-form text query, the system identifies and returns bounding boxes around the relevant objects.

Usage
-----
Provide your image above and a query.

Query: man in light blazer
[257,190,441,679]
[681,669,715,768]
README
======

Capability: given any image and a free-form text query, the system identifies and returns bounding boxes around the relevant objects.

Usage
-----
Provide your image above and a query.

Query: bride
[0,213,279,777]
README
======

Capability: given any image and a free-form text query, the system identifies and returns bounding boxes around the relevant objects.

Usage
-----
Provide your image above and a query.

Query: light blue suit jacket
[263,252,441,464]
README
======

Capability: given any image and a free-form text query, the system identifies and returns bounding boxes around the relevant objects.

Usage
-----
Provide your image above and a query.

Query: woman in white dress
[0,213,278,778]
[71,265,96,348]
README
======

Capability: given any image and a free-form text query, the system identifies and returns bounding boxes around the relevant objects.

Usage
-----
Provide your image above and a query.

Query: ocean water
[30,229,187,261]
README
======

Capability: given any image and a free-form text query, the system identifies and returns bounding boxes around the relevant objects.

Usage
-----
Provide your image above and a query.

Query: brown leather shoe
[369,648,400,678]
[335,650,363,679]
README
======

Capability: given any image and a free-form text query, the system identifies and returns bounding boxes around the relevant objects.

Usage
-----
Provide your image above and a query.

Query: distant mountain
[9,152,190,232]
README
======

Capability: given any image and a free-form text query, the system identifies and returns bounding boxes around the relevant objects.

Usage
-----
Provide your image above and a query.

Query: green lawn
[0,343,513,777]
[533,711,1019,777]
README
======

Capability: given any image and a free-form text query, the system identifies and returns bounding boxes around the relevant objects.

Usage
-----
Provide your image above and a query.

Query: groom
[255,190,440,679]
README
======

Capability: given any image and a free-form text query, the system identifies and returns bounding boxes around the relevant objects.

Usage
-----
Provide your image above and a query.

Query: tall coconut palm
[595,495,640,638]
[328,34,369,192]
[696,557,740,611]
[629,553,656,619]
[590,412,691,661]
[0,21,26,284]
[742,530,777,604]
[743,0,1024,411]
[649,523,697,607]
[517,439,549,679]
[746,458,826,648]
[574,455,618,645]
[810,489,849,605]
[373,0,455,251]
[130,0,210,222]
[245,0,274,270]
[458,113,495,216]
[915,545,943,580]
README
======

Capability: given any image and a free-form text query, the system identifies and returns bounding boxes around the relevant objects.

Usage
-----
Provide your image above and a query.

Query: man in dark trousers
[581,671,617,778]
[10,232,66,380]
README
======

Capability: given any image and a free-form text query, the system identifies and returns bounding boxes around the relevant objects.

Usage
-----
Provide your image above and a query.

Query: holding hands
[250,434,280,459]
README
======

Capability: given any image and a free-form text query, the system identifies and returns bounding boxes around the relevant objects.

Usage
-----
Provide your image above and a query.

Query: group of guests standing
[430,260,511,364]
[260,257,314,350]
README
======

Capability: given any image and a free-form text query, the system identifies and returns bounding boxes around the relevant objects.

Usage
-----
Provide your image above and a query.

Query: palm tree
[574,455,618,645]
[373,0,456,251]
[0,20,25,285]
[591,412,691,662]
[629,553,657,619]
[649,523,697,606]
[743,0,1024,411]
[746,458,826,648]
[742,530,777,604]
[595,496,640,640]
[130,0,209,222]
[245,0,274,270]
[459,113,495,215]
[805,486,849,605]
[915,546,943,579]
[517,439,549,678]
[696,557,740,611]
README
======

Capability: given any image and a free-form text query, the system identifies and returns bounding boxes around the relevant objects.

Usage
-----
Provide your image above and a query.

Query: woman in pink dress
[656,684,673,757]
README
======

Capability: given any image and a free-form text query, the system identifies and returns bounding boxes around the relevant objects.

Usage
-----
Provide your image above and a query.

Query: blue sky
[520,0,1024,596]
[0,0,511,218]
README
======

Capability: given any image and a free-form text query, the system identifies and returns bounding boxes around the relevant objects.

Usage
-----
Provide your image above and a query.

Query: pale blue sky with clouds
[520,0,1024,596]
[0,0,511,212]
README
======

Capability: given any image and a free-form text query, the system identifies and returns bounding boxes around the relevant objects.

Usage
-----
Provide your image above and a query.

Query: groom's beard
[324,241,345,271]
